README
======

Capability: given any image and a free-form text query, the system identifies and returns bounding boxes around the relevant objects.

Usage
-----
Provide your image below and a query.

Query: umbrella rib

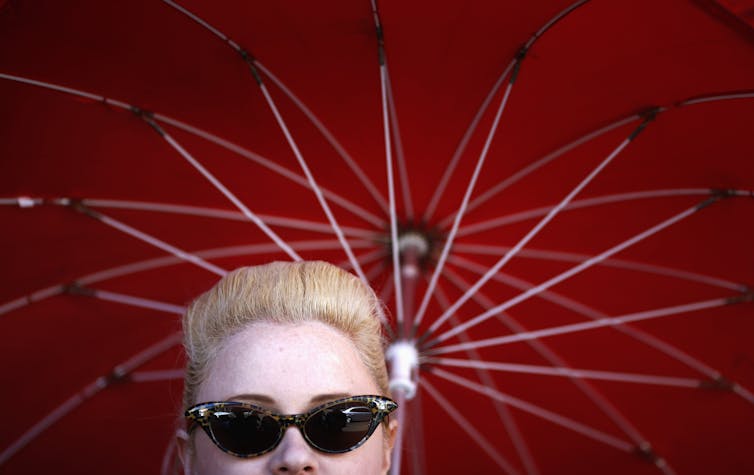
[413,67,519,331]
[0,333,182,467]
[80,287,186,315]
[437,263,653,449]
[82,198,376,239]
[439,256,754,411]
[447,254,733,381]
[734,386,754,405]
[253,61,390,214]
[0,197,43,207]
[426,358,702,389]
[385,66,414,220]
[131,368,185,383]
[0,72,105,101]
[427,295,743,356]
[159,0,372,281]
[424,0,591,223]
[369,0,405,336]
[430,278,540,475]
[365,259,387,282]
[379,274,395,316]
[6,75,753,234]
[75,239,371,282]
[116,333,185,375]
[370,0,414,223]
[71,202,228,276]
[137,115,303,262]
[387,80,413,223]
[423,59,515,223]
[0,240,374,318]
[423,111,660,341]
[338,248,386,273]
[369,263,395,339]
[248,71,368,282]
[452,242,747,292]
[445,89,754,228]
[439,114,642,229]
[680,91,754,105]
[159,0,231,44]
[427,197,708,344]
[430,368,635,453]
[376,268,397,340]
[0,72,384,227]
[457,188,711,237]
[159,0,389,214]
[424,189,714,346]
[420,379,523,475]
[154,114,385,227]
[0,285,63,317]
[0,384,102,467]
[339,251,390,329]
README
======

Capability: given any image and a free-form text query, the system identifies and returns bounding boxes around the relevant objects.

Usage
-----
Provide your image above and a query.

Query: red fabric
[1,1,753,474]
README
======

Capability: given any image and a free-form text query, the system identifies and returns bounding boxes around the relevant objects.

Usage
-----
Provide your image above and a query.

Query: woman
[177,261,399,474]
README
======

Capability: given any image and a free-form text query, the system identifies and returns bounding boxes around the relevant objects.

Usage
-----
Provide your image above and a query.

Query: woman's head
[179,261,396,474]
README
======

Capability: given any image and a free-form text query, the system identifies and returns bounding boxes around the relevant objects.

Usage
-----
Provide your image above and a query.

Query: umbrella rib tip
[726,291,754,305]
[102,367,133,387]
[63,282,94,297]
[634,444,664,466]
[699,375,735,391]
[65,199,101,219]
[709,188,738,199]
[130,106,165,135]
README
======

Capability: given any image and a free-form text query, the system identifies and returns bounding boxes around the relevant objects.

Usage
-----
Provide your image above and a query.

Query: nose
[267,427,319,474]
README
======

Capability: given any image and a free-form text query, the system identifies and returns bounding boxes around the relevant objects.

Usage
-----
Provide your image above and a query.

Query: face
[180,321,396,475]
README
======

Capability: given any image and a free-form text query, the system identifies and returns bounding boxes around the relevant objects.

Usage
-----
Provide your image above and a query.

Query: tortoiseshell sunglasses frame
[185,395,397,458]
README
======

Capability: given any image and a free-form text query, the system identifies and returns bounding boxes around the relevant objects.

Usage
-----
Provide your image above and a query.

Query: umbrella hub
[390,223,443,263]
[386,340,419,399]
[394,227,441,335]
[397,231,429,280]
[398,231,429,258]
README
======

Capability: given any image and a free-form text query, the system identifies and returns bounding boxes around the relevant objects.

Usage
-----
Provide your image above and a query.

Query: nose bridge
[268,414,319,474]
[277,413,307,431]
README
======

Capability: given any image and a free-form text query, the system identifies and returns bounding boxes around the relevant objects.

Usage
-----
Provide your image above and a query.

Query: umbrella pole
[387,236,426,474]
[390,390,408,475]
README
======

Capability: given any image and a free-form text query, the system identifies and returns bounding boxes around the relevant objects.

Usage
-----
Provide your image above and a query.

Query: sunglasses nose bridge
[274,414,311,450]
[277,414,304,430]
[293,414,308,430]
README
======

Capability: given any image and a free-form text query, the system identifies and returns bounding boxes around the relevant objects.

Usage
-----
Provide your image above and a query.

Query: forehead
[197,321,380,410]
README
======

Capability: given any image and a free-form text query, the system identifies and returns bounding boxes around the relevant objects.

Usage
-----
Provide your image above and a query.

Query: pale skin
[178,321,398,475]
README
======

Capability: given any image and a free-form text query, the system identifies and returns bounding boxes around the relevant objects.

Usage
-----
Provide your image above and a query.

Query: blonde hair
[182,261,389,409]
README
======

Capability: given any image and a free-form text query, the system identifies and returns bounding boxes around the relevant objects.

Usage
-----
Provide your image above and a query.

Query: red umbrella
[1,0,754,474]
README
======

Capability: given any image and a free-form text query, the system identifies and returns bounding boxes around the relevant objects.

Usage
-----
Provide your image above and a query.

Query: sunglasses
[185,395,397,458]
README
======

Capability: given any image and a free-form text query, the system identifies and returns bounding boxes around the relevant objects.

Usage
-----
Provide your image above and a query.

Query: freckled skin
[179,321,395,475]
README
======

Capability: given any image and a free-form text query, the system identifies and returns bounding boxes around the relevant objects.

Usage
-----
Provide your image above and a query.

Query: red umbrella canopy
[1,1,754,474]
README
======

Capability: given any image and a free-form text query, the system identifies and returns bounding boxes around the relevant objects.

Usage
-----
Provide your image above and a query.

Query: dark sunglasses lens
[304,402,375,452]
[208,407,281,456]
